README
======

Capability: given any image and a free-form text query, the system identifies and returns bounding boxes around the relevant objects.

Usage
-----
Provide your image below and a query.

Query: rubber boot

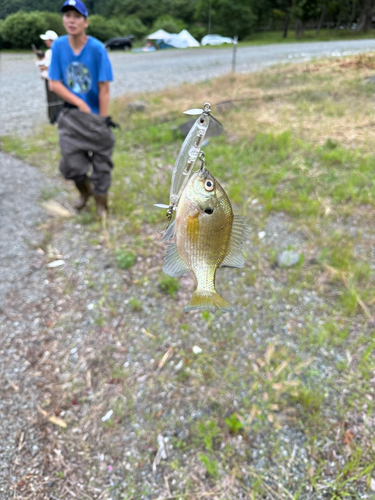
[74,179,92,211]
[94,193,108,218]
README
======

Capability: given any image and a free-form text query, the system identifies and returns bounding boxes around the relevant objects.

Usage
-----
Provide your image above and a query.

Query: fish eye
[205,208,214,215]
[200,118,205,124]
[204,179,214,191]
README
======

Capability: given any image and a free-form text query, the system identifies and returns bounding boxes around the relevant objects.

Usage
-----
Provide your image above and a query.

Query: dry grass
[114,53,375,153]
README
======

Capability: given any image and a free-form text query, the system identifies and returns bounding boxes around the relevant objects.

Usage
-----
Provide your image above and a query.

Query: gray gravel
[0,152,49,497]
[2,39,375,136]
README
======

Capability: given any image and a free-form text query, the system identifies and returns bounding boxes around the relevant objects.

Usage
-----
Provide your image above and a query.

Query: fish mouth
[198,167,211,179]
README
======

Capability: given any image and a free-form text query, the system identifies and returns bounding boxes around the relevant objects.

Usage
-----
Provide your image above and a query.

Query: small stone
[371,478,375,491]
[102,410,113,422]
[47,260,65,268]
[127,100,147,113]
[277,250,302,268]
[258,231,266,239]
[192,345,202,354]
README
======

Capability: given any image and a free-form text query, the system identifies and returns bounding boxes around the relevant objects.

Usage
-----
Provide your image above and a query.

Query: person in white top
[36,30,63,123]
[37,30,58,79]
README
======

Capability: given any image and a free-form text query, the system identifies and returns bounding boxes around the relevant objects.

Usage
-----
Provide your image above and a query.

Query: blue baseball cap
[61,0,88,17]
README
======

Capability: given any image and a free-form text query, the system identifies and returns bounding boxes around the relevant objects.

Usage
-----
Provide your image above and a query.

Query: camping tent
[177,29,200,48]
[147,29,171,40]
[146,29,200,49]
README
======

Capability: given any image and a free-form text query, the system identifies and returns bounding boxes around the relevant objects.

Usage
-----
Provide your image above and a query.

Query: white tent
[177,29,200,47]
[147,29,171,40]
[163,34,188,49]
[146,28,200,49]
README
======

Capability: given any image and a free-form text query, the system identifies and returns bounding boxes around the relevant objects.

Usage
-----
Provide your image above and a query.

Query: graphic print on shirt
[66,62,92,94]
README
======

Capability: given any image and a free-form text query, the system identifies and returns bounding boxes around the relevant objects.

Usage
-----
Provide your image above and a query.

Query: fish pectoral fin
[161,219,176,241]
[220,215,250,269]
[162,243,190,278]
[184,290,234,313]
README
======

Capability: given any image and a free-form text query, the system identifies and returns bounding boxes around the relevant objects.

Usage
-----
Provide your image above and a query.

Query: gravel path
[2,39,375,136]
[0,152,49,497]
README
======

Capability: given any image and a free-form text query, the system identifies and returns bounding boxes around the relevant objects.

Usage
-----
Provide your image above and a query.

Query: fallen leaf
[37,406,67,428]
[41,200,73,218]
[141,327,156,339]
[48,415,67,428]
[343,430,354,446]
[158,347,174,370]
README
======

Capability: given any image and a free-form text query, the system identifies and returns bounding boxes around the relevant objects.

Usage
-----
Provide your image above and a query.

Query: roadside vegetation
[2,54,375,498]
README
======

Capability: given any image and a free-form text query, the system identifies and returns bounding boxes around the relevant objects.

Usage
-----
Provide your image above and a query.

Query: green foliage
[290,387,324,418]
[291,0,321,24]
[196,420,220,451]
[224,412,244,434]
[42,12,64,36]
[187,23,206,41]
[2,10,48,48]
[151,14,186,34]
[196,0,256,38]
[129,297,142,311]
[87,15,120,42]
[158,275,180,297]
[0,19,4,45]
[103,0,196,28]
[115,249,137,269]
[119,15,147,39]
[0,0,62,19]
[199,453,218,478]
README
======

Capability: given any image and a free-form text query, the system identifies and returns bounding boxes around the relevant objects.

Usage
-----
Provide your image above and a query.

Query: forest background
[0,0,375,50]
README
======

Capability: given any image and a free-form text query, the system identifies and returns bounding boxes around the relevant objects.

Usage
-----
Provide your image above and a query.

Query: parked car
[201,34,233,46]
[104,36,134,51]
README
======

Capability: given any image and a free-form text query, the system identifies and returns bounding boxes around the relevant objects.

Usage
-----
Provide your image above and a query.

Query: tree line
[0,0,374,49]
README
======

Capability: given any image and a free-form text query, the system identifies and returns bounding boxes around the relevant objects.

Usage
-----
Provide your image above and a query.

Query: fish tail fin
[184,290,234,313]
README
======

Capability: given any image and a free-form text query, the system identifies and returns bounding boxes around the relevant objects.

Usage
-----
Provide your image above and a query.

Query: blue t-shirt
[49,35,113,114]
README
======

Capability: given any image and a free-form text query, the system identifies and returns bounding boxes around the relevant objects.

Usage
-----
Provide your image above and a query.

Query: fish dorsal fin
[162,243,190,277]
[220,216,250,269]
[161,219,176,241]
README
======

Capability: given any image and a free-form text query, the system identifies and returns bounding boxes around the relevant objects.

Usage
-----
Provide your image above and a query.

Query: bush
[0,19,4,48]
[42,12,64,37]
[118,15,147,39]
[2,11,48,49]
[86,14,121,42]
[188,24,207,42]
[151,14,186,34]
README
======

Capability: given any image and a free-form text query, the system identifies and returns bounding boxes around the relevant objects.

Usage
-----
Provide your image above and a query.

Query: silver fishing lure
[154,102,222,225]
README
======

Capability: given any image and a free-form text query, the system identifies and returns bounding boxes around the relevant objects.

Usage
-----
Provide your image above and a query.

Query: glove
[105,117,120,129]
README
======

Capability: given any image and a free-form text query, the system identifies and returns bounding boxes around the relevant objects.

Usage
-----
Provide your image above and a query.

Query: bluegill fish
[162,167,249,312]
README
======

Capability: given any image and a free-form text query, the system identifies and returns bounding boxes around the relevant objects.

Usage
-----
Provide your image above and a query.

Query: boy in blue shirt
[49,0,115,216]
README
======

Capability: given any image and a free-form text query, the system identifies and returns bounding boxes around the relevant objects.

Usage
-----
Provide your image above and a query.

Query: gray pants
[58,108,115,194]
